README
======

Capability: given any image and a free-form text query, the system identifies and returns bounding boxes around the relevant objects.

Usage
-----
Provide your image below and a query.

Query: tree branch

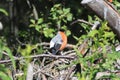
[70,19,93,26]
[95,70,120,79]
[0,51,75,64]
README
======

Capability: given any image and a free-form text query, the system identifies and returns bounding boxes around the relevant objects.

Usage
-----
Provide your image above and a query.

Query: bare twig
[95,70,120,79]
[36,42,75,49]
[33,69,54,79]
[65,65,76,80]
[15,69,54,79]
[0,51,75,64]
[63,50,75,55]
[70,19,93,26]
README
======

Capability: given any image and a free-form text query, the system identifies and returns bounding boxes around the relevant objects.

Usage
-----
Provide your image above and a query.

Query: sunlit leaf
[103,32,115,39]
[43,28,54,38]
[30,19,35,24]
[37,18,43,24]
[63,8,70,14]
[88,15,93,23]
[66,30,71,36]
[88,30,98,37]
[54,4,61,8]
[67,13,72,21]
[35,25,41,32]
[0,8,8,16]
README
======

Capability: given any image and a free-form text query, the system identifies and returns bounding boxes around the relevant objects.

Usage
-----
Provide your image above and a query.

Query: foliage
[30,18,54,38]
[29,3,73,38]
[113,0,120,12]
[0,37,13,80]
[50,4,73,27]
[73,16,119,79]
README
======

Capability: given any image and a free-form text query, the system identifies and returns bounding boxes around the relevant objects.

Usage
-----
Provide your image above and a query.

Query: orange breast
[108,0,112,2]
[59,31,67,50]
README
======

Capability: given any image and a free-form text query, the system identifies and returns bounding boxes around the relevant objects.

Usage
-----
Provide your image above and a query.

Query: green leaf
[66,30,71,36]
[35,25,41,32]
[67,13,72,21]
[101,21,108,29]
[20,44,33,56]
[0,72,11,80]
[80,23,90,33]
[43,28,54,38]
[57,10,63,14]
[0,8,8,16]
[52,13,57,20]
[103,32,115,39]
[3,47,16,69]
[88,30,98,37]
[54,4,61,8]
[63,8,70,14]
[0,65,7,73]
[30,19,35,24]
[88,15,93,23]
[37,18,43,24]
[29,24,35,27]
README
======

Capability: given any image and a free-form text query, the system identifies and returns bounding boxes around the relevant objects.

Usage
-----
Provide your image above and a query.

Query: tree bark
[81,0,120,41]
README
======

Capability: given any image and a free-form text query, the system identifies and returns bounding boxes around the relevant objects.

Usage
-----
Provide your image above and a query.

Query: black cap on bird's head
[59,29,65,32]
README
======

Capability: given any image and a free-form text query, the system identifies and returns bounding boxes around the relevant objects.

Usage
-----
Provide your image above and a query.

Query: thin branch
[36,42,75,49]
[70,19,93,26]
[15,70,54,79]
[33,69,54,79]
[65,65,76,80]
[63,50,75,55]
[95,70,120,79]
[0,52,75,64]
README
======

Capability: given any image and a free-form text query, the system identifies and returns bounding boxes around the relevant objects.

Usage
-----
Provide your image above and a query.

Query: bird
[49,29,67,55]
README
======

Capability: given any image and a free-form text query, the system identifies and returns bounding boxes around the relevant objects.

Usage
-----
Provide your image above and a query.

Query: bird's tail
[49,43,61,55]
[49,47,57,55]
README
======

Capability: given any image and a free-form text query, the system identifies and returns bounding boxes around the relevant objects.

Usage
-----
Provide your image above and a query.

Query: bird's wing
[50,32,62,48]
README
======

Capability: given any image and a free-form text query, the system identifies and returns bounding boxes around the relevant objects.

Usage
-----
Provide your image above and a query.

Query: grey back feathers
[49,32,63,54]
[50,32,62,48]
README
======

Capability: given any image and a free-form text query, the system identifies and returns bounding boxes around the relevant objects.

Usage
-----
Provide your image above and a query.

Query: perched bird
[49,29,67,55]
